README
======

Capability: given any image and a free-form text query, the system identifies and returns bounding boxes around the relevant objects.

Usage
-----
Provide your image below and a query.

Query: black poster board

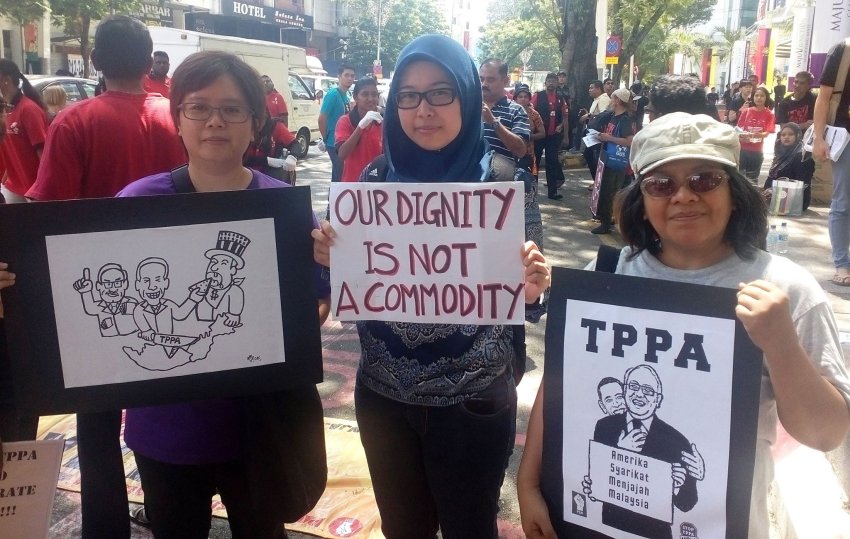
[541,267,762,538]
[0,187,323,415]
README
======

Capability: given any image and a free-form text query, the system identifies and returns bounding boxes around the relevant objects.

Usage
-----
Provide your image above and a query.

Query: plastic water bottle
[778,222,789,255]
[767,225,779,253]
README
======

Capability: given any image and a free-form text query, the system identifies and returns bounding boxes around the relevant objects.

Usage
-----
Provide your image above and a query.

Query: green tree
[341,0,449,76]
[476,17,560,71]
[0,1,47,25]
[713,26,746,88]
[608,0,714,83]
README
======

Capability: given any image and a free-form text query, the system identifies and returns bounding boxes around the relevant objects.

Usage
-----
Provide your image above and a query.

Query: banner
[328,182,525,325]
[541,268,762,538]
[0,439,64,539]
[809,0,850,81]
[0,188,323,414]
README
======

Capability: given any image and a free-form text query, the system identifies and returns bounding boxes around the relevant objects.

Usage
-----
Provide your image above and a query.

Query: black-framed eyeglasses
[99,279,127,289]
[178,103,253,123]
[0,103,13,114]
[395,88,456,110]
[639,170,729,198]
[627,380,659,398]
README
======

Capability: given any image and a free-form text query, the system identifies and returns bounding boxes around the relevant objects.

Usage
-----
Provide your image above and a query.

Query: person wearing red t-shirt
[25,16,185,538]
[532,73,569,199]
[0,60,48,203]
[142,50,171,97]
[261,74,289,127]
[736,86,775,182]
[335,77,383,182]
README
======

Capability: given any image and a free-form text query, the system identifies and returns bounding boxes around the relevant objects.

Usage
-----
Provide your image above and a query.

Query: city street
[46,146,850,538]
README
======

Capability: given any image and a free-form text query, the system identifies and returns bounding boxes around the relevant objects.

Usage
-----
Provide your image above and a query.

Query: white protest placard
[329,182,525,324]
[0,439,65,539]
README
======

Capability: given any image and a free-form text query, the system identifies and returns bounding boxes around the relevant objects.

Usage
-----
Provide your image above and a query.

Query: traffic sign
[605,35,621,58]
[605,56,619,65]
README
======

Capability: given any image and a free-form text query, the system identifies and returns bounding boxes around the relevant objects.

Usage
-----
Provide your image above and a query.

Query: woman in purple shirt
[119,51,330,538]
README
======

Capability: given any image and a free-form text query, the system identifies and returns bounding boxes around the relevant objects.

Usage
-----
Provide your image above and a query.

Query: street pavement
[48,141,850,538]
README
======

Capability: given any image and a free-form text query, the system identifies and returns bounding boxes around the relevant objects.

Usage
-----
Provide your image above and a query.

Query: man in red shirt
[142,51,171,97]
[532,72,569,199]
[27,15,185,538]
[261,74,289,127]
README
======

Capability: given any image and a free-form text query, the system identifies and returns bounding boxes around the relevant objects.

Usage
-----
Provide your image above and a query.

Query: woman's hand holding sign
[311,220,336,268]
[522,241,550,303]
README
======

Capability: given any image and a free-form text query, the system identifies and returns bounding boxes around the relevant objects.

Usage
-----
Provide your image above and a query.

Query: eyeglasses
[627,381,659,398]
[396,88,456,110]
[99,279,127,289]
[178,103,252,123]
[640,170,729,198]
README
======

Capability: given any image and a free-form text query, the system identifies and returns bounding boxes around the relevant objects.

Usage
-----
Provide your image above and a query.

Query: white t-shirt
[606,247,850,538]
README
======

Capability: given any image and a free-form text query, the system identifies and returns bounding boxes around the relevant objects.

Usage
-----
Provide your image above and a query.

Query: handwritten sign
[0,439,64,539]
[328,182,525,324]
[587,440,673,522]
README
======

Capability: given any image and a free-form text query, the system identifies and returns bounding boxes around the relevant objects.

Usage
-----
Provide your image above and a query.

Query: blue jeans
[829,146,850,268]
[328,145,342,183]
[355,375,517,539]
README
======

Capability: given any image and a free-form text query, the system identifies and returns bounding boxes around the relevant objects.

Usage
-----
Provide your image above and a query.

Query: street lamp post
[375,0,383,77]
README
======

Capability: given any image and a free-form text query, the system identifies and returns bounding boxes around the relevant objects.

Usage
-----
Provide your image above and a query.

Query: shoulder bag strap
[170,164,195,193]
[828,37,850,124]
[594,244,621,272]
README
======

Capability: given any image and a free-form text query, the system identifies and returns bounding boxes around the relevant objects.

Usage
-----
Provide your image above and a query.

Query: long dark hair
[0,59,46,111]
[615,165,768,260]
[349,76,378,126]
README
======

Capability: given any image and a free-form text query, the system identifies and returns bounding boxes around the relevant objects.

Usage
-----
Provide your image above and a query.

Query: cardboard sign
[542,268,762,539]
[328,182,525,324]
[0,439,64,539]
[0,188,324,414]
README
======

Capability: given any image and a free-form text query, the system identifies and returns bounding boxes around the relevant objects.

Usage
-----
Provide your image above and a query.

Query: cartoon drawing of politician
[596,376,626,416]
[73,263,138,337]
[132,257,200,342]
[190,230,250,327]
[584,365,705,539]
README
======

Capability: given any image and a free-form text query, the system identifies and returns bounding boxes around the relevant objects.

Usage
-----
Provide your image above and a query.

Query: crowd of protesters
[0,17,848,539]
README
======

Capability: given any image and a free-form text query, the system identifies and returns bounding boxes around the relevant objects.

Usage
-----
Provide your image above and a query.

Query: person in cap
[590,87,635,234]
[514,84,545,175]
[518,113,850,539]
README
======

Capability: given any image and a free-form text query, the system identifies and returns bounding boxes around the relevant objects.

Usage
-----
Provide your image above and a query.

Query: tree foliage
[341,0,449,77]
[609,0,714,82]
[477,16,560,71]
[0,1,47,25]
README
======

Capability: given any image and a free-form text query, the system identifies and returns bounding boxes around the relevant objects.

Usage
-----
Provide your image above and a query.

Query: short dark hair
[648,75,708,116]
[589,80,603,90]
[338,63,355,76]
[597,377,622,400]
[739,79,753,88]
[480,58,508,78]
[545,72,558,81]
[615,165,767,260]
[91,15,153,80]
[169,51,268,140]
[153,51,169,60]
[795,71,813,83]
[352,76,378,97]
[603,78,613,84]
[557,71,566,77]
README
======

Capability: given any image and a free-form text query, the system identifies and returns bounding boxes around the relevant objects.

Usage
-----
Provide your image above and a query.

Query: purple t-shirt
[120,169,330,465]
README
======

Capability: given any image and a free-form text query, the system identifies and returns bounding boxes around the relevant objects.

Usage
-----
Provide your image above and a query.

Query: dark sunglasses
[639,170,729,198]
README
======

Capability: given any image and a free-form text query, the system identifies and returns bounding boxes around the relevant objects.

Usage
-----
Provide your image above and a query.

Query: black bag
[241,387,328,524]
[170,166,327,525]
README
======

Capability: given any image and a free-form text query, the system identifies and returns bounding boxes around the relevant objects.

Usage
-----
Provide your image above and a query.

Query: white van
[147,26,319,158]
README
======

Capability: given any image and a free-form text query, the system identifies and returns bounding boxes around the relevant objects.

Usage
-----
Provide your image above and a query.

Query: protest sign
[0,187,323,414]
[328,182,525,324]
[0,439,64,539]
[541,268,762,539]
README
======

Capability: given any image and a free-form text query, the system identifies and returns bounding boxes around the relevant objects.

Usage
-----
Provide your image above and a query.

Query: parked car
[300,74,338,97]
[29,75,98,103]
